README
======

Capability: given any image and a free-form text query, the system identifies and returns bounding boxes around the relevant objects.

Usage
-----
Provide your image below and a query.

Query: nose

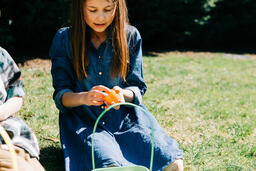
[97,12,105,22]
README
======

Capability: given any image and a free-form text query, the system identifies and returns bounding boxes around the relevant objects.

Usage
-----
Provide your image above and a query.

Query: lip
[94,23,106,27]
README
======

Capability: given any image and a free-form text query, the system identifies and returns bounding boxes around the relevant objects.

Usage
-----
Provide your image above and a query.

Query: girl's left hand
[111,86,125,110]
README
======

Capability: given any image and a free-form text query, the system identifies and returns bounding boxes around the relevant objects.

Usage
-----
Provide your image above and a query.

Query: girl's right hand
[82,85,110,106]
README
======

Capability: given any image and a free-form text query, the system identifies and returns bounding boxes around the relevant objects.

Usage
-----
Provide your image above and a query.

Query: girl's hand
[82,85,110,106]
[110,86,125,110]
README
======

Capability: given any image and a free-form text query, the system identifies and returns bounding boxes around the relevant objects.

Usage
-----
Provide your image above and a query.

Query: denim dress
[50,26,183,171]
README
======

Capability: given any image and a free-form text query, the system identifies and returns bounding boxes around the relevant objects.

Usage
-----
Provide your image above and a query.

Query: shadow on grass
[40,146,65,171]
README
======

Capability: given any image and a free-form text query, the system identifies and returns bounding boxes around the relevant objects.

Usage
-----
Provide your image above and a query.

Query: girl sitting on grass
[50,0,183,170]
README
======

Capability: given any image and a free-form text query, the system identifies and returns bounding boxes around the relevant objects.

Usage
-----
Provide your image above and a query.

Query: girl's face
[84,0,116,34]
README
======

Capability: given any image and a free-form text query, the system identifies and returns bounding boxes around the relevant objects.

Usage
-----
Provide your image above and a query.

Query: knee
[164,159,183,171]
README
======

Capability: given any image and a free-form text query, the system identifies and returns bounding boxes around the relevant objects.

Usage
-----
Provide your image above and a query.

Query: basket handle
[91,102,154,171]
[0,125,18,171]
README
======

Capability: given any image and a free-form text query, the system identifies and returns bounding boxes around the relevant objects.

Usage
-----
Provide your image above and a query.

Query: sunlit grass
[143,52,256,170]
[17,52,256,170]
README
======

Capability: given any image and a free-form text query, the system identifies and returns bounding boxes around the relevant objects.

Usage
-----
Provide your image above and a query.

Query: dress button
[102,122,105,125]
[98,56,101,59]
[99,72,102,75]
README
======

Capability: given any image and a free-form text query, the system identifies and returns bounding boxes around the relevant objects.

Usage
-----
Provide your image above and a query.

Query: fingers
[112,86,123,98]
[90,101,104,106]
[111,86,125,110]
[14,147,30,161]
[89,90,108,99]
[0,160,12,169]
[92,85,111,92]
[0,167,13,171]
[0,150,13,170]
[89,85,124,109]
[88,90,107,105]
[89,94,104,102]
[112,86,121,93]
[0,147,34,171]
[113,106,120,110]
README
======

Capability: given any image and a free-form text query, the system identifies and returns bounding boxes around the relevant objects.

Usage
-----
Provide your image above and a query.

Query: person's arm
[122,27,147,105]
[61,92,86,107]
[62,85,109,107]
[50,28,78,112]
[0,96,23,121]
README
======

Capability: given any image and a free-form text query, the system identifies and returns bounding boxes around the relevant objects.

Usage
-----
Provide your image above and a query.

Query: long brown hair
[70,0,129,81]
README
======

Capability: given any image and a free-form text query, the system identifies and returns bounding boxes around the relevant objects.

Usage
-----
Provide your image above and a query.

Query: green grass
[18,52,256,170]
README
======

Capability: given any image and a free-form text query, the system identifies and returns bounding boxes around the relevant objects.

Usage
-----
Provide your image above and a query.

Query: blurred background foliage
[0,0,70,55]
[0,0,256,56]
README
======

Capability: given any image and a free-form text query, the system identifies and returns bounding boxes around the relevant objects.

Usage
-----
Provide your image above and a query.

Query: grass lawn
[18,52,256,170]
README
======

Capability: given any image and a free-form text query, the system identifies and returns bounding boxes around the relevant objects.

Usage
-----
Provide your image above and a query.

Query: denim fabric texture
[50,26,183,171]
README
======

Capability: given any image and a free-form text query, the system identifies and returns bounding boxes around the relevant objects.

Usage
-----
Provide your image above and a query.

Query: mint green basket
[91,102,154,171]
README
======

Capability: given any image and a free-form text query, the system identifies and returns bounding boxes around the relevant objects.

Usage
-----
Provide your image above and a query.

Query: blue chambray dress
[50,26,183,171]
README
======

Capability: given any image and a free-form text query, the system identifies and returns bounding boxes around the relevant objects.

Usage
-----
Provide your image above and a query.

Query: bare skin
[0,97,23,121]
[62,85,134,110]
[164,159,184,171]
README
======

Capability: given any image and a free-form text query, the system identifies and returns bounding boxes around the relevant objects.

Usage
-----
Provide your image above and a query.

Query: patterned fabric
[0,47,24,103]
[0,116,40,159]
[0,47,40,159]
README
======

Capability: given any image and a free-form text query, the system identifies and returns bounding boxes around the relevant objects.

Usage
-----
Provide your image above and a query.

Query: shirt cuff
[6,85,25,100]
[54,88,73,113]
[124,86,142,105]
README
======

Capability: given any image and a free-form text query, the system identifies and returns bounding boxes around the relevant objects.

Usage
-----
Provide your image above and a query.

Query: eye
[104,8,113,12]
[88,9,97,13]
